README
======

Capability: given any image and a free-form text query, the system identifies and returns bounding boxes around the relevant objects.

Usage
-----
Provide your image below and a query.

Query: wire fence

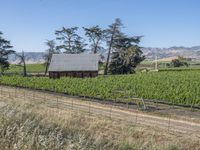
[0,85,200,136]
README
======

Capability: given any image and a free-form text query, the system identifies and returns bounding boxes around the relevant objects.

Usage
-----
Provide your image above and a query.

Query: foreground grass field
[0,70,200,106]
[0,96,199,149]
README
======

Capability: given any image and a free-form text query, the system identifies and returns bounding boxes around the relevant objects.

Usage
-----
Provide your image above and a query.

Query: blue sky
[0,0,199,52]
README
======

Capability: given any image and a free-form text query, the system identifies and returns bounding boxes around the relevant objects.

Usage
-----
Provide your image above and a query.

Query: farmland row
[0,71,200,106]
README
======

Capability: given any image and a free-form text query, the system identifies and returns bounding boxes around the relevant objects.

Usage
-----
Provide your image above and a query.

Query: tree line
[0,18,145,76]
[45,18,145,75]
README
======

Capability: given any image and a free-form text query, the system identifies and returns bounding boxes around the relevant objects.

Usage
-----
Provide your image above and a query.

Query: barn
[48,54,98,79]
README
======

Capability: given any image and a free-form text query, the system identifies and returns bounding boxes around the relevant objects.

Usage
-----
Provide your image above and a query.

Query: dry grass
[0,98,199,150]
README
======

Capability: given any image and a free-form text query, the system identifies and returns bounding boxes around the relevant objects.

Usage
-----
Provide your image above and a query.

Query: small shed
[48,54,98,79]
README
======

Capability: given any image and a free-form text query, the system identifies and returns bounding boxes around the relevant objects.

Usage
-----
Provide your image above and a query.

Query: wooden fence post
[9,87,11,98]
[43,93,46,103]
[15,88,17,98]
[109,104,113,119]
[57,97,58,109]
[45,93,47,101]
[135,109,138,124]
[168,114,171,132]
[88,101,91,115]
[24,90,25,101]
[168,106,171,132]
[71,98,73,110]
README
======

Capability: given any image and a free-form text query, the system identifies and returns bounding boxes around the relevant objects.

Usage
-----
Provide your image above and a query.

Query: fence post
[156,100,158,108]
[15,87,17,98]
[135,109,138,124]
[168,114,171,132]
[43,93,46,103]
[8,87,10,98]
[71,98,73,110]
[57,96,59,109]
[109,104,113,119]
[0,86,2,96]
[24,90,25,101]
[32,91,35,101]
[1,86,2,96]
[89,101,91,115]
[168,105,171,132]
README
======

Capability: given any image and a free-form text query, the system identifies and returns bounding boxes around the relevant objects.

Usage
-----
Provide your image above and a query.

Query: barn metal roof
[48,54,98,72]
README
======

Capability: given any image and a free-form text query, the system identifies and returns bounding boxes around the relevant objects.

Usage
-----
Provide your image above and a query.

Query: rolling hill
[8,46,200,64]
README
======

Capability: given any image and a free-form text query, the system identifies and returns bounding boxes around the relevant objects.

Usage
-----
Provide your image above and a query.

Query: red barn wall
[49,71,98,79]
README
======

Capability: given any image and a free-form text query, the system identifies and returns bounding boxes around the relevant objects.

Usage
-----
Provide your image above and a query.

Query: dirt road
[0,85,200,136]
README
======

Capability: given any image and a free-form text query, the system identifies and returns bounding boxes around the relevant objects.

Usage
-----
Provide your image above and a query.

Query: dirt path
[0,85,200,136]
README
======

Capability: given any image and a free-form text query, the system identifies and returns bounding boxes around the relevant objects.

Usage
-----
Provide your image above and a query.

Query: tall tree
[0,31,15,75]
[83,25,105,54]
[44,40,58,75]
[109,36,145,74]
[55,27,86,54]
[16,51,27,77]
[104,18,124,75]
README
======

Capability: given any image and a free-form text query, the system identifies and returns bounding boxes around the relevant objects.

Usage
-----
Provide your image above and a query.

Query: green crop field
[0,70,200,106]
[5,64,46,74]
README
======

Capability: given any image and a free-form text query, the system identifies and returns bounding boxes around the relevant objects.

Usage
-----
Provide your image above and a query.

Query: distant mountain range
[9,52,45,64]
[8,46,200,64]
[142,46,200,61]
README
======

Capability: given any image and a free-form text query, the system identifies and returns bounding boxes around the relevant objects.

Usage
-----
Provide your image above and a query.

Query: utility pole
[155,55,158,71]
